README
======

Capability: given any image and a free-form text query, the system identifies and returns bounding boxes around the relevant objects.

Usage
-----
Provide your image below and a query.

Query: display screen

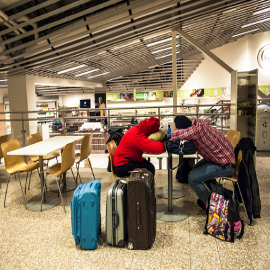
[80,99,91,108]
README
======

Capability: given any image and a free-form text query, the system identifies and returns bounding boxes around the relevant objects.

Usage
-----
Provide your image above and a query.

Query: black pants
[114,159,155,177]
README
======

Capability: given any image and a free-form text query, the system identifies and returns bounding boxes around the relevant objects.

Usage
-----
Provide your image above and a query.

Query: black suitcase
[127,168,156,250]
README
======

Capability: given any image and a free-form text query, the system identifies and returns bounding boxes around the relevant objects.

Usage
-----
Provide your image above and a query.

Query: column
[7,75,37,146]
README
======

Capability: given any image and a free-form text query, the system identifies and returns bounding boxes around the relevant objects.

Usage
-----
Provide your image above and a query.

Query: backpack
[204,182,244,242]
[175,153,194,183]
[167,139,197,155]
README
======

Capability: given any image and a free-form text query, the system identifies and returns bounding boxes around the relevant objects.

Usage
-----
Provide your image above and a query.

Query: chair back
[233,149,243,179]
[226,130,241,149]
[61,141,75,173]
[1,140,25,172]
[26,133,43,145]
[107,140,118,179]
[79,134,93,162]
[0,134,12,159]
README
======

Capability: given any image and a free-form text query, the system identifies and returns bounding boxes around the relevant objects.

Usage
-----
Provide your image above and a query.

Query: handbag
[167,139,197,155]
[204,182,244,242]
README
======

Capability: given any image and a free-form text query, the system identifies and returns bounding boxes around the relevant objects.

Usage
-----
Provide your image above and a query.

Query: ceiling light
[57,64,86,74]
[242,17,270,28]
[232,29,259,37]
[253,8,270,15]
[75,69,99,77]
[0,85,7,87]
[98,51,107,55]
[155,52,180,59]
[35,83,58,86]
[112,40,140,50]
[152,45,179,54]
[88,72,109,79]
[146,36,180,47]
[143,30,171,40]
[0,79,7,82]
[107,76,123,81]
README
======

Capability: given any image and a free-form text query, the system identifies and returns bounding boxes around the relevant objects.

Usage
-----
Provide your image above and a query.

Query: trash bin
[257,104,270,151]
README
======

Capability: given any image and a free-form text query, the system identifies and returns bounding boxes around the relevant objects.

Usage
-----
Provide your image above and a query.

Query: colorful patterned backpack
[204,182,245,242]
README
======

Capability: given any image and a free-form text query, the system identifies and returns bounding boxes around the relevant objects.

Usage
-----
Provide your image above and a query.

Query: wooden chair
[42,141,75,212]
[25,133,60,192]
[74,134,95,184]
[107,140,129,180]
[1,140,40,208]
[226,130,241,149]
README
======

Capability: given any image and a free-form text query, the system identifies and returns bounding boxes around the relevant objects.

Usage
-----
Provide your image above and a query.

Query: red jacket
[113,117,165,166]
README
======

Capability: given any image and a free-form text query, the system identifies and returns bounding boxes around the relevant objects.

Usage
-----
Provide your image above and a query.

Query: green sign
[156,91,163,98]
[106,93,120,100]
[177,90,189,98]
[259,85,270,96]
[136,92,149,99]
[204,87,222,97]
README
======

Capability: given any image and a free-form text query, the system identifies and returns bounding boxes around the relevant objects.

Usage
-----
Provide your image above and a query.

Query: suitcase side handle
[113,211,119,229]
[137,203,141,225]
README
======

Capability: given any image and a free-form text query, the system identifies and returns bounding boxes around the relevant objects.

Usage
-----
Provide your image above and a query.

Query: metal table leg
[156,157,186,199]
[156,156,189,222]
[26,156,61,212]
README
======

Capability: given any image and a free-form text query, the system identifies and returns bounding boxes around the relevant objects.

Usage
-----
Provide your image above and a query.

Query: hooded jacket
[234,138,261,224]
[113,117,165,166]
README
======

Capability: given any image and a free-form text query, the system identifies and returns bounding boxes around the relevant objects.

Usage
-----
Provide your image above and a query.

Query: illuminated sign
[257,44,270,72]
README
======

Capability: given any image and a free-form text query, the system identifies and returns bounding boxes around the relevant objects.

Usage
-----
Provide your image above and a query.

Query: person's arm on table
[171,125,199,141]
[137,136,165,155]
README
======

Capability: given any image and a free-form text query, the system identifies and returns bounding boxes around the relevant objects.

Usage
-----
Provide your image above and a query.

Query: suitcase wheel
[128,242,134,250]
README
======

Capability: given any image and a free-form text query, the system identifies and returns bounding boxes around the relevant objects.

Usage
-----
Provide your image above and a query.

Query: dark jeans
[114,159,155,177]
[188,159,234,206]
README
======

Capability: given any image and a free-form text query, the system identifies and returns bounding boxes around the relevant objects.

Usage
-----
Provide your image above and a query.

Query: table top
[143,151,198,159]
[8,136,84,156]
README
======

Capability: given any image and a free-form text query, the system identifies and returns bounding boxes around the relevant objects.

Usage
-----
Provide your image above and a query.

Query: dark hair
[174,116,192,129]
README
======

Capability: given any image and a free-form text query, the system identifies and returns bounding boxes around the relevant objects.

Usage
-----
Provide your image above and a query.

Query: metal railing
[0,100,231,146]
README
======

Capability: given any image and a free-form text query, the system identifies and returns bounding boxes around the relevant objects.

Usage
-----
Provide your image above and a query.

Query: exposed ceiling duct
[0,0,269,95]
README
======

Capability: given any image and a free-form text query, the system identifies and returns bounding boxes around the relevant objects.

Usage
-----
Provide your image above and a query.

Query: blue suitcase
[70,180,101,249]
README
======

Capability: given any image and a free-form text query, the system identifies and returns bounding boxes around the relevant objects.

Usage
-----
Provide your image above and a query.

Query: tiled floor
[0,152,269,270]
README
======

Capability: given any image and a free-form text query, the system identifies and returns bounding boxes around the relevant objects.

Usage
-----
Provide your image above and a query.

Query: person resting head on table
[113,117,165,178]
[171,116,235,210]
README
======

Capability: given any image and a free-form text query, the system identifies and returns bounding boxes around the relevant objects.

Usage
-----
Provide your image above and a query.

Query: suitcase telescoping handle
[113,211,119,229]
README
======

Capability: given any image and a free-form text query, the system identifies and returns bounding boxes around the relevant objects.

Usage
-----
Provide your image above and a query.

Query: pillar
[7,75,37,146]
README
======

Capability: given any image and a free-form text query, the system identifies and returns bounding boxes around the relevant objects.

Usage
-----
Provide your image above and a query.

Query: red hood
[138,117,160,136]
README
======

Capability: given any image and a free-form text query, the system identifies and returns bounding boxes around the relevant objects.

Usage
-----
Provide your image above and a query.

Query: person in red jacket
[113,117,165,177]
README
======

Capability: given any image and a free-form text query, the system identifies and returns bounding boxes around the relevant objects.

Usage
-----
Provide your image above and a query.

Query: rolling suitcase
[127,168,156,250]
[106,179,127,247]
[70,180,101,250]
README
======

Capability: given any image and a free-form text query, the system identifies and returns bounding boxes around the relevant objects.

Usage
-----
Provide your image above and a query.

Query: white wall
[0,88,8,102]
[181,31,270,90]
[59,93,95,108]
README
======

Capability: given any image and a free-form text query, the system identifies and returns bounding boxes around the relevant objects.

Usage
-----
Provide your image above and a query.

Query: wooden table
[8,136,83,212]
[143,151,199,222]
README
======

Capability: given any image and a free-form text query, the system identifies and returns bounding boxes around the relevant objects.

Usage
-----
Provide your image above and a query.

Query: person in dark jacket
[113,117,165,177]
[234,138,261,225]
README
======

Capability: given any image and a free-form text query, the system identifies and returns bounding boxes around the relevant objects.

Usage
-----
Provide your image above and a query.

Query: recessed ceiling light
[0,79,7,82]
[242,17,270,28]
[253,8,270,15]
[0,85,8,87]
[107,76,123,81]
[152,45,180,54]
[155,52,180,59]
[75,69,99,77]
[88,72,109,79]
[57,64,86,74]
[232,29,259,37]
[146,36,179,47]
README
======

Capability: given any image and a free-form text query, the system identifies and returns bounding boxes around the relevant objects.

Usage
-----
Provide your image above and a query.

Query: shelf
[237,105,255,108]
[248,123,256,128]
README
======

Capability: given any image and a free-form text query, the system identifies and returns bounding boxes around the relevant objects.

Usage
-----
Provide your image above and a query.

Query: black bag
[167,139,197,155]
[175,153,195,183]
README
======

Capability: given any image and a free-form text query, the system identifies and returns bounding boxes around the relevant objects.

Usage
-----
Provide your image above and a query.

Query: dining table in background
[7,136,84,212]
